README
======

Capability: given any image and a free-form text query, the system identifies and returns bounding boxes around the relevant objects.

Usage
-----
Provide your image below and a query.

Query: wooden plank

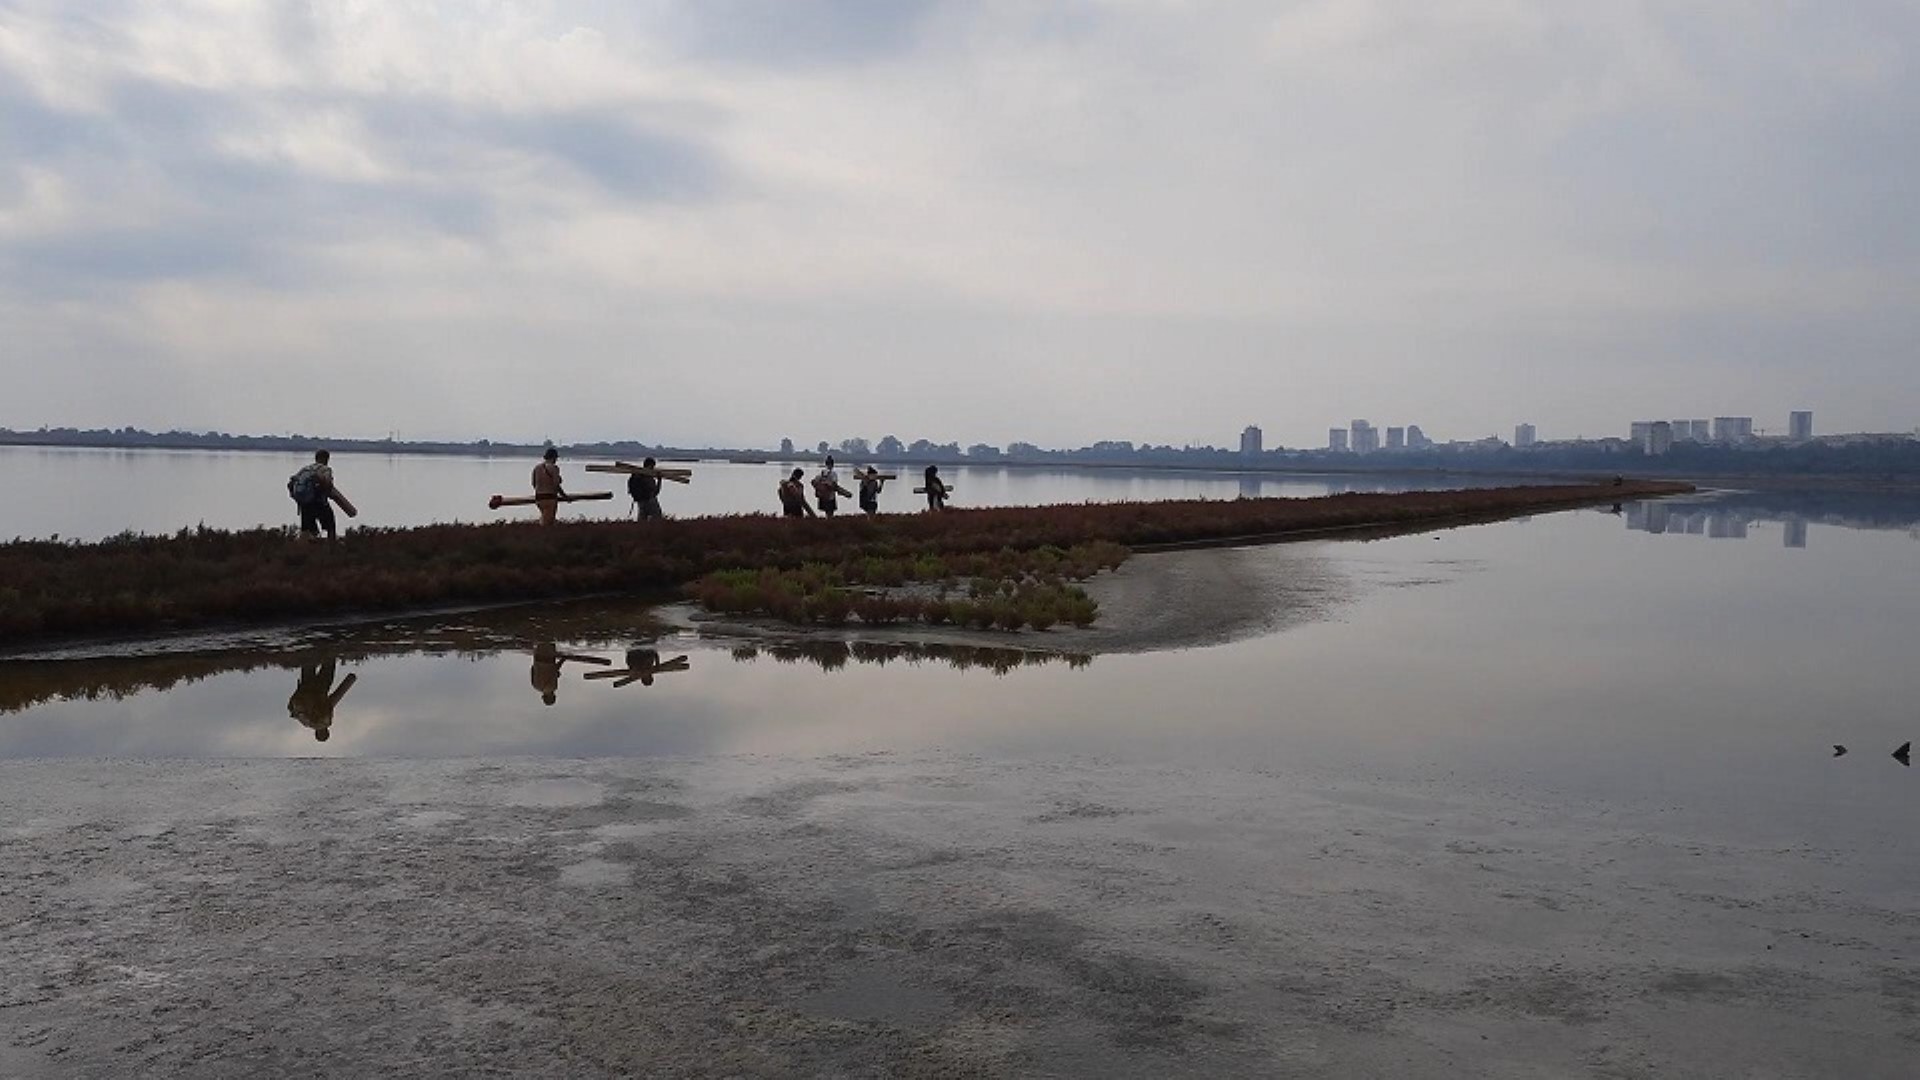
[912,486,955,494]
[328,488,359,517]
[488,492,614,509]
[586,463,693,483]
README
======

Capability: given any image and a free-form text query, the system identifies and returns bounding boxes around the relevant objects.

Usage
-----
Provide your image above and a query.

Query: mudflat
[4,753,1913,1077]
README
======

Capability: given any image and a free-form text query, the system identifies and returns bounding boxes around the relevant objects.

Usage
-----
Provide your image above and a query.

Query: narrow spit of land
[0,481,1689,647]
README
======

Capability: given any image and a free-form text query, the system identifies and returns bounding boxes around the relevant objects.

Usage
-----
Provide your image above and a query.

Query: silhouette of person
[625,647,661,686]
[531,642,563,706]
[288,656,357,742]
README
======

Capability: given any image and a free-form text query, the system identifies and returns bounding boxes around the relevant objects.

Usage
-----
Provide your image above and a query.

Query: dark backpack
[628,471,660,501]
[288,465,323,505]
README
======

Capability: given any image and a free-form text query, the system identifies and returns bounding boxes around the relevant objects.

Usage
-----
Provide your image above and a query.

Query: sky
[2,1,1916,450]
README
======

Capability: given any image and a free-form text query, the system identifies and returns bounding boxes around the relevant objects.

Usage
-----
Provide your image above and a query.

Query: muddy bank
[671,541,1352,656]
[4,753,1914,1077]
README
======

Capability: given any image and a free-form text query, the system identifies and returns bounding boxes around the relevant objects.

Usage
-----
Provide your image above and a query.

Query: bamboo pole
[488,492,614,509]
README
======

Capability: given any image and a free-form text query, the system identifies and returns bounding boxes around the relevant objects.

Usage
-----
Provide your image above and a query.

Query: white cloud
[1,0,1915,447]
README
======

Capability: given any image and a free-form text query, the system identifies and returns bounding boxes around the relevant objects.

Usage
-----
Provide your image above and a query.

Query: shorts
[299,499,337,537]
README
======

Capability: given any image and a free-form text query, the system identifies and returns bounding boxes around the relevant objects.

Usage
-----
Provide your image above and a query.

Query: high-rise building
[1385,426,1406,450]
[1406,424,1429,449]
[1644,421,1673,455]
[1514,423,1537,447]
[1240,425,1263,456]
[1630,421,1654,446]
[1687,419,1711,442]
[1712,416,1754,443]
[1328,428,1349,452]
[1789,411,1813,441]
[1669,420,1695,443]
[1350,420,1379,455]
[1783,519,1808,549]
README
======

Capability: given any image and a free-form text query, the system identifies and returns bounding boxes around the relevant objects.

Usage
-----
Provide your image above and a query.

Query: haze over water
[1,445,1549,542]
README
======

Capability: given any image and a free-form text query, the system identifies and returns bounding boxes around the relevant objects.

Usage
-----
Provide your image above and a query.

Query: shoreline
[0,481,1687,652]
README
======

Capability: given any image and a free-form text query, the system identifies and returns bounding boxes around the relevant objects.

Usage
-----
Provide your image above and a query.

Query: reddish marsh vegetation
[0,481,1688,645]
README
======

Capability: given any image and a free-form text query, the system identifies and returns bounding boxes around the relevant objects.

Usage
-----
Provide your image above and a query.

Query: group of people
[290,447,954,536]
[778,457,949,518]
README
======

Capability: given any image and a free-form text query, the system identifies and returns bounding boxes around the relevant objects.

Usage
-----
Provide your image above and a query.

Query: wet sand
[4,753,1915,1077]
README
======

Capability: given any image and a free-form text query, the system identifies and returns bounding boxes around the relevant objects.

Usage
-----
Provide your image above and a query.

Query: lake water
[0,445,1541,541]
[4,485,1916,861]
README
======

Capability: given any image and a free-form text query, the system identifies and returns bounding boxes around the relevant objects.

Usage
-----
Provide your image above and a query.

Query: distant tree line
[8,425,1919,477]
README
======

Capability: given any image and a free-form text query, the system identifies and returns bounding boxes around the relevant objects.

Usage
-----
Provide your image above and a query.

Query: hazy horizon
[4,3,1916,449]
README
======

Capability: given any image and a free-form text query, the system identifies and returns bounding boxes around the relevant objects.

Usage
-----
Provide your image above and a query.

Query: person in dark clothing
[923,465,949,511]
[288,656,357,742]
[779,469,816,518]
[628,456,664,520]
[858,467,884,515]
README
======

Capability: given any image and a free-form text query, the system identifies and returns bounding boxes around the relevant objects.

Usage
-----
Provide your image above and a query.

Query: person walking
[858,467,885,515]
[288,449,356,539]
[628,457,664,520]
[532,447,565,525]
[779,469,816,518]
[923,464,950,511]
[812,455,852,517]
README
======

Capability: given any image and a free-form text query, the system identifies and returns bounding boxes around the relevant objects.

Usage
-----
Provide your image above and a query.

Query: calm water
[0,445,1534,541]
[3,487,1916,858]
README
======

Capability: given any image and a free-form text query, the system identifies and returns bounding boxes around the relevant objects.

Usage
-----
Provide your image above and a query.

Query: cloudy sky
[2,1,1915,449]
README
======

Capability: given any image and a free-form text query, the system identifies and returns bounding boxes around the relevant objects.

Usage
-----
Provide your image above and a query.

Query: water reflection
[730,639,1093,675]
[529,643,611,706]
[583,647,692,689]
[1624,489,1920,548]
[287,656,357,742]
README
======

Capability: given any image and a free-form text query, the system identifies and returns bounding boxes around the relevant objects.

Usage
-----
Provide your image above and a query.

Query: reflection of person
[288,657,357,742]
[532,447,565,526]
[531,642,563,705]
[626,647,661,686]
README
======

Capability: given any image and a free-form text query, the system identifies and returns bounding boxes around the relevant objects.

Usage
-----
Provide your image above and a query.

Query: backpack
[628,471,660,502]
[288,465,323,505]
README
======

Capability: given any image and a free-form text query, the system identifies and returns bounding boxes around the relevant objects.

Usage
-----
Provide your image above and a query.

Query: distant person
[923,465,949,511]
[532,447,565,525]
[858,467,884,515]
[628,456,664,520]
[779,469,816,518]
[813,455,851,517]
[288,449,356,539]
[530,642,562,705]
[626,646,661,687]
[288,656,357,742]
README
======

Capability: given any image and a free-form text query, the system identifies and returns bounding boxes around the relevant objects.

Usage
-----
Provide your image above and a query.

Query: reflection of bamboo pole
[488,492,614,509]
[553,651,612,666]
[583,655,690,688]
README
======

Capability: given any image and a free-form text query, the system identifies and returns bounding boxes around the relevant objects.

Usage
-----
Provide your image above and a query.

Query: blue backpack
[288,465,324,505]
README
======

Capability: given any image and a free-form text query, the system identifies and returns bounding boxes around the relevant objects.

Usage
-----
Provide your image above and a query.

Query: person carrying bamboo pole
[532,446,565,525]
[923,464,950,511]
[779,468,816,518]
[812,455,852,517]
[858,466,885,515]
[288,448,357,539]
[628,456,665,520]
